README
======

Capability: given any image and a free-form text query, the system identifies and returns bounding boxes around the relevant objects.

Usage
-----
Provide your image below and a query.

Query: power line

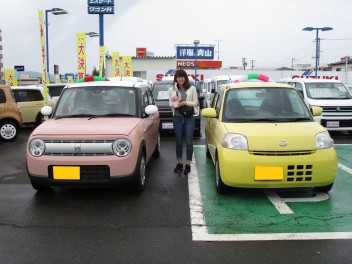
[324,38,352,41]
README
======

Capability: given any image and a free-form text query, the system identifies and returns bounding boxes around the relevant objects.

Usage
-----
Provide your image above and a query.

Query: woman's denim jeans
[173,115,195,161]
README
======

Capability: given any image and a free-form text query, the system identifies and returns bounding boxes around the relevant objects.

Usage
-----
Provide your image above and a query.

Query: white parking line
[189,146,352,241]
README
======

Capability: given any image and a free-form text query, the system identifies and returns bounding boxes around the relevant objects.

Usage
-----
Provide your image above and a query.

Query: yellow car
[11,86,56,125]
[201,82,337,194]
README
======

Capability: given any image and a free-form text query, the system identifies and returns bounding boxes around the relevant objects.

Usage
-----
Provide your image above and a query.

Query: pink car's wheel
[133,151,146,192]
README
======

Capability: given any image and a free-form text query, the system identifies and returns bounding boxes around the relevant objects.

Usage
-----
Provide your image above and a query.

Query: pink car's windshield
[54,86,137,117]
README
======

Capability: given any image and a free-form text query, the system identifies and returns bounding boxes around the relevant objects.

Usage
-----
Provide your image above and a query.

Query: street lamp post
[214,39,221,61]
[302,27,333,78]
[45,8,68,75]
[86,32,99,38]
[193,40,200,86]
[85,32,99,76]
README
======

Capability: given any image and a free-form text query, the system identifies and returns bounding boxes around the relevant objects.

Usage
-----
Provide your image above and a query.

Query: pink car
[26,80,160,192]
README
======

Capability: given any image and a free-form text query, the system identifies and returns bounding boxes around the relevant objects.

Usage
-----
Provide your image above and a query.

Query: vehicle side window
[142,91,149,107]
[0,89,5,103]
[215,92,224,115]
[15,90,44,102]
[147,90,154,105]
[293,83,304,97]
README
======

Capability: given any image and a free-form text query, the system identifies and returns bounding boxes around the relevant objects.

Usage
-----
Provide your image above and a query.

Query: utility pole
[242,58,247,70]
[250,60,255,70]
[214,39,221,61]
[291,58,296,69]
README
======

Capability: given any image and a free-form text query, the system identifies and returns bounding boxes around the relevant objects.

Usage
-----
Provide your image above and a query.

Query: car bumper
[217,147,337,188]
[26,154,139,186]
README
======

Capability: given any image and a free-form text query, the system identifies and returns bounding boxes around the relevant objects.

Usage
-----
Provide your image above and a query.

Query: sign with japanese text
[99,46,106,77]
[55,74,61,83]
[5,69,18,86]
[76,33,87,80]
[67,75,74,84]
[112,52,121,77]
[88,0,114,6]
[14,65,25,72]
[88,6,114,14]
[122,56,133,77]
[38,9,48,104]
[176,46,214,59]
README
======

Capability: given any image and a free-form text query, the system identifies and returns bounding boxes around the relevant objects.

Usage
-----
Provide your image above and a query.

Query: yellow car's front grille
[286,164,313,182]
[249,150,316,156]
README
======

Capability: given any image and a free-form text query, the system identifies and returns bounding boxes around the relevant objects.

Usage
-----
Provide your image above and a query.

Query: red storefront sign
[136,47,147,57]
[176,60,222,69]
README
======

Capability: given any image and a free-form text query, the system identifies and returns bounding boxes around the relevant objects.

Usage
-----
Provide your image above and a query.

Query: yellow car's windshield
[223,88,313,122]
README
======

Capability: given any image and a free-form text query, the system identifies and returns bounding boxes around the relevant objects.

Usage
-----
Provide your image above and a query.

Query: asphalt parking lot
[0,125,351,263]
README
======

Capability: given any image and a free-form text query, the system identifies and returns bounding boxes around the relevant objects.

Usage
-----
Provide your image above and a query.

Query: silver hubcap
[0,124,16,140]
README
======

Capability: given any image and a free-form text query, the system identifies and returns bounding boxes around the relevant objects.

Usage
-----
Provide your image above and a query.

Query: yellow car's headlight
[316,132,334,149]
[221,133,248,150]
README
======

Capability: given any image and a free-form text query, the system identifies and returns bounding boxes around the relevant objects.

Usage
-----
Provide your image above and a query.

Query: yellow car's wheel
[205,137,211,159]
[215,155,227,194]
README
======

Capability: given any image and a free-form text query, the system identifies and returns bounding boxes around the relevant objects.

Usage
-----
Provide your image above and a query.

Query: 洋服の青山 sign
[176,46,214,59]
[176,60,222,69]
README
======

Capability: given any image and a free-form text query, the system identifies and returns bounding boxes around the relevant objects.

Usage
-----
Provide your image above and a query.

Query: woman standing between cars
[169,69,198,175]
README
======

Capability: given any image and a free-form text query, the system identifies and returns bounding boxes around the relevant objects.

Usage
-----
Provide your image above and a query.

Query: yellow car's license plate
[53,166,80,180]
[255,166,283,180]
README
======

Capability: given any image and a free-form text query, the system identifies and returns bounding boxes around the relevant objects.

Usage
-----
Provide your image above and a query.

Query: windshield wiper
[88,113,135,120]
[55,114,93,119]
[253,118,280,122]
[280,117,311,122]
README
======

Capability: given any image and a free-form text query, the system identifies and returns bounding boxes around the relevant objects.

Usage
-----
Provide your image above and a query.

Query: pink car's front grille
[43,140,115,156]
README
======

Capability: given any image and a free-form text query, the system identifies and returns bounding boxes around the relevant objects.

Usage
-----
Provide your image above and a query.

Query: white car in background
[286,79,352,132]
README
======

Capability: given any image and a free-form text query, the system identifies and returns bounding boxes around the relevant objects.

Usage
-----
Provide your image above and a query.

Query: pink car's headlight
[112,139,132,157]
[29,139,46,157]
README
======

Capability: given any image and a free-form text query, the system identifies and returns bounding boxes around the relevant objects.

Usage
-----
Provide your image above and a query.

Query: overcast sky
[1,0,352,75]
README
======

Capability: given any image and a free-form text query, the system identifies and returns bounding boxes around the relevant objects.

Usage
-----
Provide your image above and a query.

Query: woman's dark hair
[173,69,191,89]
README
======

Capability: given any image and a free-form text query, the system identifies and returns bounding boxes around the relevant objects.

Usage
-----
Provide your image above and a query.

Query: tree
[92,67,100,76]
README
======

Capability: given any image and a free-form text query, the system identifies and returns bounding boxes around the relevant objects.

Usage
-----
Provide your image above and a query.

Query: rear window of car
[13,90,44,102]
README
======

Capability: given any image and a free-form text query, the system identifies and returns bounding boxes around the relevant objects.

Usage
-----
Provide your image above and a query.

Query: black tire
[133,151,146,192]
[0,120,19,142]
[194,130,201,138]
[31,181,52,192]
[215,155,227,194]
[153,133,161,158]
[35,113,44,126]
[315,183,334,193]
[205,137,211,159]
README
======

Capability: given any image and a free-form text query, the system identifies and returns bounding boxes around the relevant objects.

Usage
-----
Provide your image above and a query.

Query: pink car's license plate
[53,166,80,180]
